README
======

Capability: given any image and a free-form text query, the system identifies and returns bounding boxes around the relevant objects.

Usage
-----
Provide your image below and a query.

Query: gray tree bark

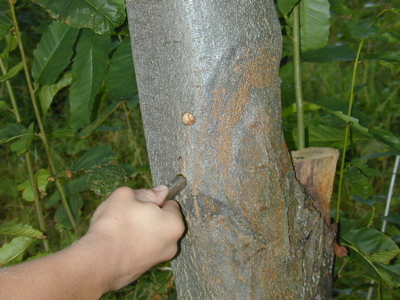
[126,0,334,298]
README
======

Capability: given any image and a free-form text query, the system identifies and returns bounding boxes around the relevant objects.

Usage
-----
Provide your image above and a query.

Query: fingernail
[152,185,167,191]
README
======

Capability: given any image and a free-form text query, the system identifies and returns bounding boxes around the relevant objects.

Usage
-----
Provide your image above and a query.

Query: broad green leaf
[364,51,400,63]
[0,224,45,239]
[341,225,400,287]
[346,166,372,198]
[0,10,11,41]
[55,193,82,229]
[32,0,126,34]
[87,164,126,195]
[106,37,138,99]
[0,62,23,82]
[0,237,34,266]
[306,124,372,148]
[0,123,24,144]
[1,31,18,60]
[277,0,299,17]
[300,0,331,52]
[32,21,79,85]
[79,101,122,138]
[383,213,400,226]
[0,100,9,111]
[369,249,400,264]
[329,2,352,17]
[352,195,376,206]
[70,146,116,172]
[10,123,35,156]
[381,32,400,43]
[39,73,72,115]
[348,19,379,39]
[313,98,372,134]
[69,29,110,129]
[369,128,400,154]
[301,46,356,63]
[17,169,51,202]
[282,102,321,118]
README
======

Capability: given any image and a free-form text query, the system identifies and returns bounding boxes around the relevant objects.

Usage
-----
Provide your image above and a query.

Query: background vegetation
[0,0,399,299]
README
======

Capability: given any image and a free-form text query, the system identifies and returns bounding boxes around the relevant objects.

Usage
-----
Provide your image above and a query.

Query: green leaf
[17,169,51,202]
[70,146,116,172]
[79,101,122,138]
[299,0,331,52]
[306,124,372,148]
[277,0,299,17]
[106,37,138,99]
[69,29,111,129]
[348,19,379,39]
[0,237,35,266]
[369,128,400,154]
[0,224,45,239]
[0,100,9,111]
[0,123,24,144]
[0,10,12,41]
[364,51,400,63]
[87,164,126,195]
[329,2,352,17]
[369,249,400,264]
[39,73,72,115]
[312,98,372,134]
[10,123,35,156]
[383,214,400,226]
[346,166,372,198]
[341,224,400,287]
[55,193,82,229]
[32,0,126,34]
[301,46,356,63]
[32,21,79,85]
[0,62,23,82]
[282,102,321,118]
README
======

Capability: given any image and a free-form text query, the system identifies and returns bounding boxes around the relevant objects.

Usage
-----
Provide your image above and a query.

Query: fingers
[133,185,168,206]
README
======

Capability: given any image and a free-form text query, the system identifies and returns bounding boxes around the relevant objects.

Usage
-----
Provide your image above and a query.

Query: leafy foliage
[0,0,399,298]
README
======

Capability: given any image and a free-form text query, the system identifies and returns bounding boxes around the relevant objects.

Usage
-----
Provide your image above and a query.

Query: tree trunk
[126,0,335,298]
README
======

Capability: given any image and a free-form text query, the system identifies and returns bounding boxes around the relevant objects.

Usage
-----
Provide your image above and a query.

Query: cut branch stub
[291,147,339,224]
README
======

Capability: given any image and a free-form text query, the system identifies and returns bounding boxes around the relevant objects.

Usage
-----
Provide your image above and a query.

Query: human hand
[82,185,185,291]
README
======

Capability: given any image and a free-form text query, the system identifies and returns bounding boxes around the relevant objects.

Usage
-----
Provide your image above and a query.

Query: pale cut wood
[292,147,340,224]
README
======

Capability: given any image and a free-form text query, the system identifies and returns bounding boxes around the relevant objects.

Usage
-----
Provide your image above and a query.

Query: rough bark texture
[126,0,334,298]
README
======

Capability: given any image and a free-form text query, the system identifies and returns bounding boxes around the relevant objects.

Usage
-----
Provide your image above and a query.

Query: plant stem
[0,57,49,252]
[335,39,365,223]
[292,3,305,150]
[9,0,77,232]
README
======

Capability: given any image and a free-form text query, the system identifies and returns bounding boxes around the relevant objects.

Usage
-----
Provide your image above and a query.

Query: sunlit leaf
[0,62,23,82]
[17,169,51,202]
[32,0,126,34]
[106,37,137,99]
[32,21,79,85]
[0,237,34,266]
[0,224,45,239]
[300,0,331,51]
[69,29,110,129]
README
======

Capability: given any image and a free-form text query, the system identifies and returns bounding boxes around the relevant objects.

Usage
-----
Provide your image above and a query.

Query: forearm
[0,234,118,300]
